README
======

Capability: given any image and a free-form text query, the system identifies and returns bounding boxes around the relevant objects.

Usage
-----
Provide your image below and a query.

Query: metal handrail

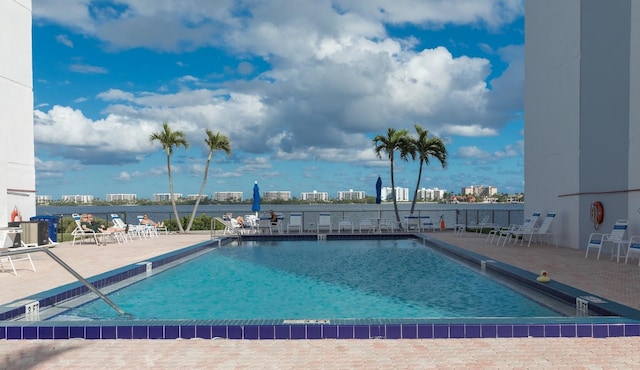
[1,247,126,316]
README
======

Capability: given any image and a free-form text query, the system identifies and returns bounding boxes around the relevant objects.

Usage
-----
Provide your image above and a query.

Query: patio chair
[379,218,394,233]
[0,247,36,276]
[287,213,303,233]
[337,218,353,233]
[585,219,628,260]
[419,216,437,232]
[624,236,640,265]
[521,211,558,247]
[403,216,420,232]
[317,213,332,233]
[504,212,542,245]
[71,213,100,245]
[359,219,375,233]
[214,217,245,235]
[258,219,273,234]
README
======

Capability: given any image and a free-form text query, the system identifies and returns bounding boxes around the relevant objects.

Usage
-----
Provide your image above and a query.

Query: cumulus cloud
[32,0,524,172]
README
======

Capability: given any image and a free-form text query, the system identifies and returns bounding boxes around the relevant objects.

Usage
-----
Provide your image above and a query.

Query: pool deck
[2,230,640,368]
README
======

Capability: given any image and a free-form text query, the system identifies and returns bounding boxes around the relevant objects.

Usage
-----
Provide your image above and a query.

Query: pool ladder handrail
[1,246,126,316]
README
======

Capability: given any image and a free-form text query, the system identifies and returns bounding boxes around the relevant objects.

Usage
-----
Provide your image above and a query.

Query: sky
[31,0,525,200]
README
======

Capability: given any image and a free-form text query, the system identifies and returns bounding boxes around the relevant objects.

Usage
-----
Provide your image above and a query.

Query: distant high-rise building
[186,194,208,201]
[106,193,137,202]
[381,187,409,202]
[213,192,243,202]
[61,194,94,204]
[337,189,365,201]
[461,185,497,197]
[263,191,291,201]
[416,187,446,201]
[36,195,52,205]
[301,190,329,202]
[153,193,182,202]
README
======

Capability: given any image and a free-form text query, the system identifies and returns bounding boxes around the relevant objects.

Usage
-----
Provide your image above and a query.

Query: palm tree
[409,124,448,215]
[373,128,415,228]
[185,129,231,232]
[149,122,189,233]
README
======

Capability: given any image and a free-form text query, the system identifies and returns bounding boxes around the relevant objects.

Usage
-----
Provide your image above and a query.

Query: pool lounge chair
[287,213,303,233]
[379,218,394,233]
[71,213,100,245]
[585,219,628,260]
[317,213,332,233]
[258,219,273,234]
[624,236,640,265]
[215,217,246,235]
[520,211,558,247]
[0,247,36,276]
[419,216,437,232]
[503,212,542,246]
[337,218,353,233]
[403,216,420,232]
[359,219,375,233]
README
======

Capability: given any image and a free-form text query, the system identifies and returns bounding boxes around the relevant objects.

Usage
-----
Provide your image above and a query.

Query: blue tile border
[2,321,639,340]
[3,235,640,340]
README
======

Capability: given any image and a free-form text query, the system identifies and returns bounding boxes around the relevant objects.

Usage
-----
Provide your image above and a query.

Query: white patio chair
[585,219,628,260]
[337,218,353,233]
[287,213,303,233]
[317,213,332,233]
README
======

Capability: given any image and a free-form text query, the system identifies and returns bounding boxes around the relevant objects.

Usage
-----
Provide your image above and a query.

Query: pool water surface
[52,239,564,321]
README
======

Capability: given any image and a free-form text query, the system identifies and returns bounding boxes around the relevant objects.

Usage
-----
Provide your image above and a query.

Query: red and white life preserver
[590,201,604,230]
[10,207,22,222]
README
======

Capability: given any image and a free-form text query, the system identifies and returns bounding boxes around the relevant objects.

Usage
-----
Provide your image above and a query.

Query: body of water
[37,202,524,229]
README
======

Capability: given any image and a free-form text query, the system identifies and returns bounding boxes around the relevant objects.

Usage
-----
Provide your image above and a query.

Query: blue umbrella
[252,181,261,214]
[375,176,382,204]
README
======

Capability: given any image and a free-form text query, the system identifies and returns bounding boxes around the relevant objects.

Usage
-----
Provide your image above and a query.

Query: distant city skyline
[32,1,525,198]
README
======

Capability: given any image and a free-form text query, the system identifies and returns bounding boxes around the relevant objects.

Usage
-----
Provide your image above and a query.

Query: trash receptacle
[30,215,60,243]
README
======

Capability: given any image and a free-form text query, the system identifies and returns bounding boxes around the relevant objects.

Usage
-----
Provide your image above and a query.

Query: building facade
[381,187,409,202]
[153,193,183,202]
[301,191,329,202]
[213,192,243,202]
[337,189,365,201]
[461,186,498,198]
[416,187,446,201]
[61,195,94,204]
[525,1,640,248]
[263,191,291,201]
[1,0,36,225]
[106,194,137,202]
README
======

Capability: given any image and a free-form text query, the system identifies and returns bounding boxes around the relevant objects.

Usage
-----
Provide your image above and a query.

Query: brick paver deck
[1,230,640,368]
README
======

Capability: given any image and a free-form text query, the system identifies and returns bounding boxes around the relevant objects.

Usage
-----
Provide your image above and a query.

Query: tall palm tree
[409,124,448,215]
[373,128,415,228]
[149,122,189,233]
[185,129,231,232]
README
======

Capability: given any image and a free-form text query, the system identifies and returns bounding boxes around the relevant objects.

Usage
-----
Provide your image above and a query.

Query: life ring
[536,271,550,283]
[10,207,22,222]
[590,201,604,230]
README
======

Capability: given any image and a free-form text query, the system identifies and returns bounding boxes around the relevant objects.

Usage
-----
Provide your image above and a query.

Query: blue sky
[31,0,525,200]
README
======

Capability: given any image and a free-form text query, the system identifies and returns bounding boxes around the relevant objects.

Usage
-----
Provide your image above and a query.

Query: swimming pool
[2,235,640,340]
[49,238,565,321]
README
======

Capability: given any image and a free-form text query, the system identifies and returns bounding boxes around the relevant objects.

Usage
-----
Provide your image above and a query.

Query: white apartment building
[61,194,94,204]
[337,189,365,201]
[416,187,446,201]
[153,193,183,202]
[461,186,498,198]
[301,191,329,202]
[214,192,243,202]
[186,194,208,201]
[106,193,137,202]
[263,191,291,201]
[381,187,409,202]
[36,195,52,205]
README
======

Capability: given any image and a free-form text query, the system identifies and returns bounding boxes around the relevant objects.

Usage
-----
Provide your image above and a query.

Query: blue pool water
[53,239,562,321]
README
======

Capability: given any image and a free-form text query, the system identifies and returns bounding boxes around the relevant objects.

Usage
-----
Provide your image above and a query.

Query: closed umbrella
[375,176,382,220]
[252,181,261,216]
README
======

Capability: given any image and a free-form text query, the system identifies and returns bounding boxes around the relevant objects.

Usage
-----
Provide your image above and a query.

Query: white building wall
[525,0,638,248]
[1,0,35,224]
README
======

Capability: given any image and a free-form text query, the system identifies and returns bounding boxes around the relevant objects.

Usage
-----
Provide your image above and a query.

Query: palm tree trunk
[167,154,184,232]
[185,152,212,232]
[410,161,424,215]
[390,159,402,229]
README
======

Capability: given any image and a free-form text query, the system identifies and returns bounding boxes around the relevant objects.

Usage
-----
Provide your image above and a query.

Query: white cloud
[55,34,74,47]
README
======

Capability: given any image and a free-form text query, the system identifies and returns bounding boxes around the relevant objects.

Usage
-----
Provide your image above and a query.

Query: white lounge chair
[258,219,272,234]
[215,217,245,235]
[379,218,394,233]
[337,218,353,233]
[317,213,332,233]
[287,213,303,233]
[359,219,375,233]
[624,236,640,265]
[585,219,628,260]
[419,216,437,232]
[503,212,542,246]
[0,247,36,276]
[71,213,100,245]
[403,216,420,232]
[521,211,558,247]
